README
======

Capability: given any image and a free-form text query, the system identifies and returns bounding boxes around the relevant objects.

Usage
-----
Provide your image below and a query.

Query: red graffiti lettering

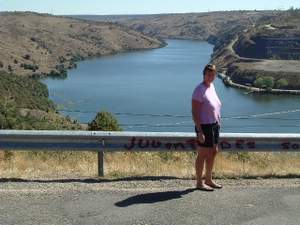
[124,137,136,150]
[164,143,173,149]
[185,139,199,149]
[282,142,290,149]
[236,140,245,149]
[247,141,256,149]
[138,139,149,148]
[151,140,162,148]
[281,142,300,150]
[220,140,231,149]
[173,142,185,149]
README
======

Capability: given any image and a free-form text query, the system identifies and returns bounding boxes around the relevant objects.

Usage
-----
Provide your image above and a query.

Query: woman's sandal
[204,182,223,189]
[196,183,214,191]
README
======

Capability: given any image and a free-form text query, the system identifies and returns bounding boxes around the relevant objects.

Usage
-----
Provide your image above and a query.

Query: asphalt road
[0,177,299,225]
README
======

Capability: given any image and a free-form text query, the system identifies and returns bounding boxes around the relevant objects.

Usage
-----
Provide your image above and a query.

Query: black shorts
[194,122,220,147]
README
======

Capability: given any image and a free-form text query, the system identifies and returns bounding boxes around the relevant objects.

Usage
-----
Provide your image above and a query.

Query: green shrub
[88,111,122,131]
[21,63,39,71]
[253,77,264,88]
[263,76,274,88]
[253,76,274,89]
[275,78,289,89]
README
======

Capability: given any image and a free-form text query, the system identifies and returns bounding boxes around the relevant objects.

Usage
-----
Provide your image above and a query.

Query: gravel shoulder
[0,177,299,193]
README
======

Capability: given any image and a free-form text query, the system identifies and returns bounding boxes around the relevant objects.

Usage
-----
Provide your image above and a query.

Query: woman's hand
[197,132,205,143]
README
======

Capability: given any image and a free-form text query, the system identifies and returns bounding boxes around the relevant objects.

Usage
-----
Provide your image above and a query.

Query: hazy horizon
[0,9,295,17]
[0,0,299,15]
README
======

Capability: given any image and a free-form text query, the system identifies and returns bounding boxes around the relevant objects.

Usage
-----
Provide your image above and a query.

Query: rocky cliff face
[234,34,300,60]
[234,10,300,61]
[211,10,300,90]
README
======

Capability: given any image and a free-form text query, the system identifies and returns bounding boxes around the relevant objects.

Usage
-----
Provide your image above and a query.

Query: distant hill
[0,12,164,78]
[71,11,278,41]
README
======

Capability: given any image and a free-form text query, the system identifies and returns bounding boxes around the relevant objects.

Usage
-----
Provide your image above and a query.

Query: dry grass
[0,151,98,178]
[0,151,299,179]
[213,152,300,178]
[0,12,163,77]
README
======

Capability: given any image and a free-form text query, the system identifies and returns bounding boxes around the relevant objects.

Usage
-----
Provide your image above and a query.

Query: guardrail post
[97,138,105,177]
[98,151,104,177]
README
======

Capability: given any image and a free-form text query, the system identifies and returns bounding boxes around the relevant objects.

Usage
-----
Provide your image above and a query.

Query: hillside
[0,12,166,130]
[0,71,82,129]
[211,10,300,90]
[234,13,300,60]
[0,12,165,78]
[73,11,277,41]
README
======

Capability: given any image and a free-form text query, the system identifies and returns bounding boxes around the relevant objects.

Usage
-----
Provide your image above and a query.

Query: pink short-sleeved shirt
[192,82,222,124]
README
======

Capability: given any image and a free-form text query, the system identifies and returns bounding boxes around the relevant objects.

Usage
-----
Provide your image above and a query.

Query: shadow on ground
[115,188,196,207]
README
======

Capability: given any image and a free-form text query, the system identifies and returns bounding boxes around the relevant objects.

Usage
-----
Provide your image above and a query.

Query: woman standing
[191,64,222,191]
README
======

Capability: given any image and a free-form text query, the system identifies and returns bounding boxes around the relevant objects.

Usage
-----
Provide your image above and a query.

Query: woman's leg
[204,144,218,183]
[195,148,206,184]
[195,148,213,188]
[204,123,222,187]
[204,144,222,188]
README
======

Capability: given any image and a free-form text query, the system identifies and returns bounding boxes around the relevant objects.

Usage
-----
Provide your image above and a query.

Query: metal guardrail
[0,130,300,176]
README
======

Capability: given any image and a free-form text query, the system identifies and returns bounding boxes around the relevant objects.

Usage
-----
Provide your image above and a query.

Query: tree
[275,78,289,89]
[253,77,264,88]
[88,111,122,131]
[263,76,275,89]
[253,76,274,89]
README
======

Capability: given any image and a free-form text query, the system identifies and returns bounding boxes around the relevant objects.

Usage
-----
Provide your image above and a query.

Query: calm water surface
[41,40,300,133]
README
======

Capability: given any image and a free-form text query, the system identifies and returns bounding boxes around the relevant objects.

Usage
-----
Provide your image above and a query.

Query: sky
[0,0,300,15]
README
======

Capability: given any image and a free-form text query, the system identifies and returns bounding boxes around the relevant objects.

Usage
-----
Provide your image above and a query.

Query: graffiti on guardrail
[221,140,299,150]
[124,137,198,150]
[123,137,300,151]
[220,140,256,150]
[281,142,300,150]
[0,131,299,152]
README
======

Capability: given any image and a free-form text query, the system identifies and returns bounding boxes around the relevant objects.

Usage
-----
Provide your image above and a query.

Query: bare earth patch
[235,60,300,73]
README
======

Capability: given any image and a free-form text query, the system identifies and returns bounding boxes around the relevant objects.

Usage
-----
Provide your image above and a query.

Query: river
[40,39,300,133]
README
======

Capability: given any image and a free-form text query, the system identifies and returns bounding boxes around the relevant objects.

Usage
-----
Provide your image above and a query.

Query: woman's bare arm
[191,99,203,133]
